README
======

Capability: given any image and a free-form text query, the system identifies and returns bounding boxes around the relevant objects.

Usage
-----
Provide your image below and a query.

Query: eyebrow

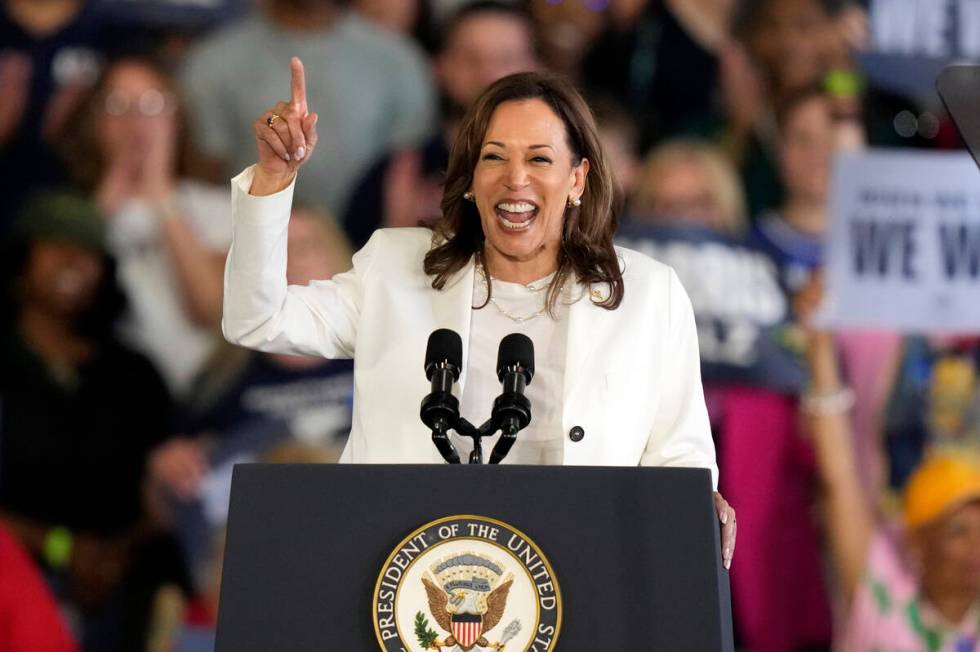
[482,141,556,151]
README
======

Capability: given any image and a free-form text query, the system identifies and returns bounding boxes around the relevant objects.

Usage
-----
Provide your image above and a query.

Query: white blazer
[223,167,718,486]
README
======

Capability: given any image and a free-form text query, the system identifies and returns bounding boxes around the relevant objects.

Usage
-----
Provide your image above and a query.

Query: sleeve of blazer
[221,165,373,359]
[639,269,719,489]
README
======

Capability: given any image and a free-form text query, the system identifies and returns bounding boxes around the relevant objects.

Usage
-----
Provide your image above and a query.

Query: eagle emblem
[416,552,520,651]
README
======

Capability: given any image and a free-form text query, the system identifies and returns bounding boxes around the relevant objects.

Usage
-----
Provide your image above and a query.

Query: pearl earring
[567,196,582,208]
[463,191,475,201]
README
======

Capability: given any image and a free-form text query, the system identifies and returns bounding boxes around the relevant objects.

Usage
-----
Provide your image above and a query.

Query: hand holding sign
[251,57,319,195]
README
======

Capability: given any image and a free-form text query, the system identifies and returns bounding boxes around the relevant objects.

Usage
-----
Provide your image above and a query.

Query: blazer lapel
[430,256,476,391]
[562,280,604,410]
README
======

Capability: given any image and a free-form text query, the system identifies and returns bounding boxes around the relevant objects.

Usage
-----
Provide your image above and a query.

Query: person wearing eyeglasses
[59,54,232,397]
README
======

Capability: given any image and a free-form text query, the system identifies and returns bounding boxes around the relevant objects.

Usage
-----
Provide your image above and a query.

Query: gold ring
[266,113,281,127]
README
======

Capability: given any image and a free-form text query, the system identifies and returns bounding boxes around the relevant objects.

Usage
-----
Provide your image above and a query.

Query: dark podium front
[215,464,733,651]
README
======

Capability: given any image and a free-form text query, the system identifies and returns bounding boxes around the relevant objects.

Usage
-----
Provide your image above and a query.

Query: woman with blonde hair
[629,138,747,234]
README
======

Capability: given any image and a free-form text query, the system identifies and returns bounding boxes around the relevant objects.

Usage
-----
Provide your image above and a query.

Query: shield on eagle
[421,552,514,651]
[450,613,482,649]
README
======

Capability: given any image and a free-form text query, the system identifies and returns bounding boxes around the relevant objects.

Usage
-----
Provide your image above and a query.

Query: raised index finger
[290,56,307,113]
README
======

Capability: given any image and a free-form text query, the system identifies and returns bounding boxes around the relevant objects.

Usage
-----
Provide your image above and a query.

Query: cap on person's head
[904,450,980,531]
[12,191,108,254]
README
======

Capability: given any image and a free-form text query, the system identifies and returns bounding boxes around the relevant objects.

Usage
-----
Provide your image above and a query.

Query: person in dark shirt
[0,191,186,651]
[582,0,729,151]
[0,0,130,223]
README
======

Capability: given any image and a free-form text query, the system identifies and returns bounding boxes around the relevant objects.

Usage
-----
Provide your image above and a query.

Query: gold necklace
[475,263,558,323]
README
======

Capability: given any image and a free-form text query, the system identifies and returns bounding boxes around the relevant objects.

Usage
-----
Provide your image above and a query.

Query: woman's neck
[781,198,826,237]
[19,306,93,368]
[482,246,558,285]
[922,583,979,627]
[265,1,338,32]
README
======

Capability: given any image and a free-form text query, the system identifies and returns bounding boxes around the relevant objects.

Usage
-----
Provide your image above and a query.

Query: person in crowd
[592,97,640,212]
[752,86,900,498]
[0,192,189,652]
[180,0,436,217]
[149,202,355,595]
[750,87,837,292]
[0,524,79,652]
[0,0,128,220]
[152,441,341,652]
[623,136,832,651]
[799,280,980,651]
[725,0,926,217]
[880,334,980,491]
[582,0,736,149]
[223,60,737,566]
[60,54,232,397]
[527,0,605,79]
[342,0,540,248]
[628,138,745,234]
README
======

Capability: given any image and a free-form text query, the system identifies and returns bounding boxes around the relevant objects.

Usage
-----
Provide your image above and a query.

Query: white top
[108,180,232,396]
[458,270,570,464]
[222,166,718,487]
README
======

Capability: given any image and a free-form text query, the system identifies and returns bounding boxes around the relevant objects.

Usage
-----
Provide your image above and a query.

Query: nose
[504,158,529,189]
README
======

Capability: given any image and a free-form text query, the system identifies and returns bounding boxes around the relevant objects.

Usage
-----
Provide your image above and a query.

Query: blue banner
[616,222,805,392]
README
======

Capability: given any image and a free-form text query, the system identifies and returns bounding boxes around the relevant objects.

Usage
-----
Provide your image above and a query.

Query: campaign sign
[616,223,804,392]
[823,149,980,332]
[859,0,980,98]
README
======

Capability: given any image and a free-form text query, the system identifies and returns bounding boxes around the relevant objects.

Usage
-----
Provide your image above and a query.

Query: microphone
[420,329,462,464]
[489,333,534,464]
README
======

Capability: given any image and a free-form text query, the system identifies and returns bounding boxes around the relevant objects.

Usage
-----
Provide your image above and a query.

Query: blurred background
[2,0,980,650]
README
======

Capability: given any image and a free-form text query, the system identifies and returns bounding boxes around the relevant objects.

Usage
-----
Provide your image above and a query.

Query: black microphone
[489,333,534,464]
[420,329,462,464]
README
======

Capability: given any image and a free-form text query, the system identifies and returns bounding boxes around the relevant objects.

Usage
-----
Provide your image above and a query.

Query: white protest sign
[860,0,980,97]
[823,149,980,332]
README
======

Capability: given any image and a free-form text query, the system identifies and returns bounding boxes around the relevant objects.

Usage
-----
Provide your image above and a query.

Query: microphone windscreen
[425,329,463,379]
[497,333,535,382]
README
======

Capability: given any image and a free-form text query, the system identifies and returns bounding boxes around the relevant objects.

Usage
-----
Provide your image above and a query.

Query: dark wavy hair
[423,71,624,313]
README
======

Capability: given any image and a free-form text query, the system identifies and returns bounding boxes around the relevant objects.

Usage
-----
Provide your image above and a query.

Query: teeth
[496,202,536,213]
[499,215,534,230]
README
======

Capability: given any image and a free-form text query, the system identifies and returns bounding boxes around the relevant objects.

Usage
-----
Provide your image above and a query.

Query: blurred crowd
[1,0,979,650]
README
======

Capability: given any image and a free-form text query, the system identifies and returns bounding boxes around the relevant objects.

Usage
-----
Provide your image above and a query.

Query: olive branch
[414,611,439,649]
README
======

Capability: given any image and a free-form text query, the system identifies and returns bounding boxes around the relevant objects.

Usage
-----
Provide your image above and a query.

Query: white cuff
[230,165,296,220]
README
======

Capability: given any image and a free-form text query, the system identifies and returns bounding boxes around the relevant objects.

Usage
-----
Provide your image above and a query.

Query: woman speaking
[223,58,735,567]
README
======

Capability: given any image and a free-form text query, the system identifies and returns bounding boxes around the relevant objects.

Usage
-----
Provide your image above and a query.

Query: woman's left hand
[714,492,736,570]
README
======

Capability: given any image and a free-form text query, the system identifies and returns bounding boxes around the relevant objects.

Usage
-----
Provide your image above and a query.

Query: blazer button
[568,426,585,442]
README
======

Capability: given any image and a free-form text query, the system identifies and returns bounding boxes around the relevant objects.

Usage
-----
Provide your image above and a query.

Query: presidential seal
[373,515,561,651]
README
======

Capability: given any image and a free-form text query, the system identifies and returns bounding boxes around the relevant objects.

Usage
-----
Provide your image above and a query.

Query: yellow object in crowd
[903,450,980,530]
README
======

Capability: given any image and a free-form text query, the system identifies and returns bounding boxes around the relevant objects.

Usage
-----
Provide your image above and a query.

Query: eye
[531,156,552,164]
[482,152,503,161]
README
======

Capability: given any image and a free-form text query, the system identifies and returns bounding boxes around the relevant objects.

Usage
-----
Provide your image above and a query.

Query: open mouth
[495,201,538,232]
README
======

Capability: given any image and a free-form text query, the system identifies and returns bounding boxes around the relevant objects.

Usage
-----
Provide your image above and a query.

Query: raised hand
[252,56,319,195]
